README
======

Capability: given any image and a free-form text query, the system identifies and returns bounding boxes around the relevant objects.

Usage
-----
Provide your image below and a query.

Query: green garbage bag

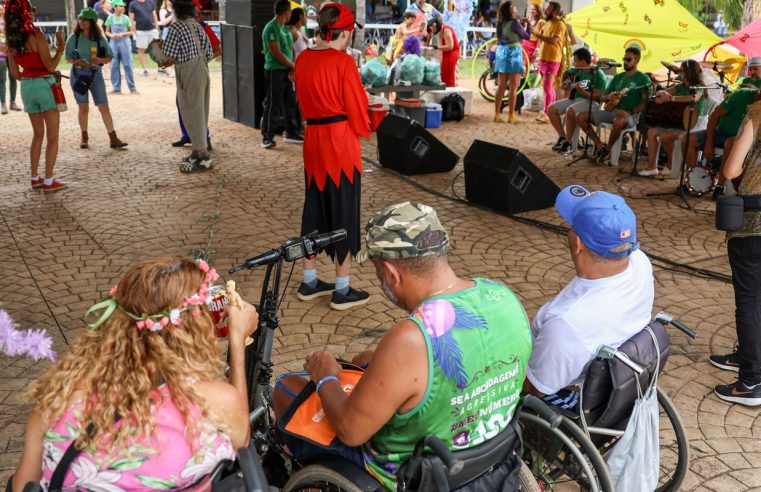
[423,61,442,86]
[361,58,389,88]
[400,55,425,85]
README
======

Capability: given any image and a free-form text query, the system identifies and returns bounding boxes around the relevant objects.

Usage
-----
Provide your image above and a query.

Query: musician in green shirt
[548,47,607,155]
[577,46,651,165]
[740,57,761,90]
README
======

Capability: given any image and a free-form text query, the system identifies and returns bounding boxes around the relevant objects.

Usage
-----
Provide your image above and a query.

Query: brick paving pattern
[0,70,754,491]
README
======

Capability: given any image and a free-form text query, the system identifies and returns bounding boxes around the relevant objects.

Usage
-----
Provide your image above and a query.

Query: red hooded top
[295,48,370,191]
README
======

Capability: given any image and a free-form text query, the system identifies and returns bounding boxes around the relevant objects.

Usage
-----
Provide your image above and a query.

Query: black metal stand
[567,65,600,167]
[645,86,702,210]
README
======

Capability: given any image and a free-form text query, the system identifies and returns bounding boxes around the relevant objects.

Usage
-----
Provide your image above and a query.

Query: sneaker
[715,381,761,406]
[143,69,149,76]
[31,177,43,189]
[535,113,548,124]
[709,352,740,372]
[637,168,660,177]
[130,90,139,95]
[9,101,21,111]
[595,145,610,165]
[172,137,191,147]
[552,137,567,151]
[330,287,370,311]
[1,104,7,115]
[558,141,573,154]
[297,279,335,301]
[43,180,66,192]
[660,167,672,175]
[111,89,122,94]
[179,155,213,173]
[283,133,304,144]
[261,138,276,149]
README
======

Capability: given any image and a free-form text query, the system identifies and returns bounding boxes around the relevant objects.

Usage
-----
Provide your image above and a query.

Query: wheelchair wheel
[478,69,498,103]
[518,460,543,491]
[283,464,367,492]
[520,413,614,492]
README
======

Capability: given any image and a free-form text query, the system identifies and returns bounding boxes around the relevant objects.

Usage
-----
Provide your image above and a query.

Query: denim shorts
[20,76,57,113]
[70,67,108,106]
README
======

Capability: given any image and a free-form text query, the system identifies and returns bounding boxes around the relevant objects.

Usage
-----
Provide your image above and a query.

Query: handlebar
[229,229,347,273]
[412,435,464,476]
[655,311,699,339]
[523,394,563,429]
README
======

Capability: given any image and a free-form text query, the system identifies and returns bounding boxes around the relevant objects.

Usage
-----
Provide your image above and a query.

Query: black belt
[743,194,761,211]
[306,115,348,125]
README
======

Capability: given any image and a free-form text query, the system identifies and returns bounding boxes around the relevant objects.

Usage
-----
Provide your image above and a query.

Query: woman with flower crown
[9,256,258,491]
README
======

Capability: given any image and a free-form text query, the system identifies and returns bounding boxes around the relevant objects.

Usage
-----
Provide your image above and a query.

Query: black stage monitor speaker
[376,114,458,175]
[464,140,560,215]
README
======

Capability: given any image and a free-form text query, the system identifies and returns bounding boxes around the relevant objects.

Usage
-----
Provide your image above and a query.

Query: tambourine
[686,166,715,196]
[147,39,168,65]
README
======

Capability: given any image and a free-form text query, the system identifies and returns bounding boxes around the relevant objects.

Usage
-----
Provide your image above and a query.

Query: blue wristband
[316,375,340,393]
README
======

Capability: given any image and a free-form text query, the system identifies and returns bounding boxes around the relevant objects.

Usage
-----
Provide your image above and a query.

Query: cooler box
[391,98,426,126]
[368,94,390,132]
[424,103,442,129]
[422,87,473,116]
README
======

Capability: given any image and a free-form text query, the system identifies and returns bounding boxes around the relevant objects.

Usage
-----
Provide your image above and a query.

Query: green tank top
[363,278,532,490]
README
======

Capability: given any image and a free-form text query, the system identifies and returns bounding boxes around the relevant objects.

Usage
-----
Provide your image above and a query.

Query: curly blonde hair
[26,256,227,451]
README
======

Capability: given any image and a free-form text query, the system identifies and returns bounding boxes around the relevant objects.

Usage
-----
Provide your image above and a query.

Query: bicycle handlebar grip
[523,394,563,429]
[425,435,464,476]
[311,229,347,250]
[670,318,699,339]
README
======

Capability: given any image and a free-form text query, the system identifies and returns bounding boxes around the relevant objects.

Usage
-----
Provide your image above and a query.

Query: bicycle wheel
[283,464,371,492]
[520,413,614,492]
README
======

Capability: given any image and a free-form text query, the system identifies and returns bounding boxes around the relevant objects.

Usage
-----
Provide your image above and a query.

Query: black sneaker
[283,133,304,144]
[330,287,370,311]
[297,279,335,301]
[558,141,573,154]
[552,137,567,151]
[179,155,213,173]
[714,381,761,406]
[171,137,191,147]
[709,352,740,372]
[262,138,276,149]
[595,145,610,165]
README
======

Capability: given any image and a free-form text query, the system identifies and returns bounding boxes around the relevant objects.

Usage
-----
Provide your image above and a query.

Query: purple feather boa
[0,310,56,361]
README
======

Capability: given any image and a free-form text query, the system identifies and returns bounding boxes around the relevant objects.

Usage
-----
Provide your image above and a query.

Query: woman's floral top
[40,385,236,491]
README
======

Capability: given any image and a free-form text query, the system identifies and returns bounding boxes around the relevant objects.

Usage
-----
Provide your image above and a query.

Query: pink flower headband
[86,260,220,332]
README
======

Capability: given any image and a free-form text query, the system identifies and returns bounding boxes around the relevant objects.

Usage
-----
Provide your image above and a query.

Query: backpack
[440,93,465,121]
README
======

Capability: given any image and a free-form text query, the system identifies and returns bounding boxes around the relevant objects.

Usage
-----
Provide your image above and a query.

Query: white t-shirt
[527,249,655,395]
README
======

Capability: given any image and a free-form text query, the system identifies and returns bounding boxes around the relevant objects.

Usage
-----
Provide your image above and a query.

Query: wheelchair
[519,312,696,492]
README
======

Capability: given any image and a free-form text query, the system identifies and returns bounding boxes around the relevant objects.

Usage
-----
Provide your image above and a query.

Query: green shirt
[567,67,607,101]
[718,89,758,137]
[364,279,532,490]
[262,18,293,71]
[740,77,761,89]
[104,13,132,31]
[605,71,651,112]
[674,84,705,116]
[64,33,113,65]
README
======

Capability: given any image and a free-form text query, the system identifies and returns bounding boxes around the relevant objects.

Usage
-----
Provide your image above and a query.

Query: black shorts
[301,168,361,263]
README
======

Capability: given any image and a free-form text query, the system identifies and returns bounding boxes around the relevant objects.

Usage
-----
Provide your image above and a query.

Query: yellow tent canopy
[566,0,723,73]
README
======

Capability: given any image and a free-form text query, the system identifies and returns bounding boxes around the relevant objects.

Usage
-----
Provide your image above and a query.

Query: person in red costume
[424,18,459,87]
[294,3,371,311]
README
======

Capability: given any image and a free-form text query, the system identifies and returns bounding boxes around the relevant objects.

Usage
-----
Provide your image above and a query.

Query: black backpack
[440,93,465,121]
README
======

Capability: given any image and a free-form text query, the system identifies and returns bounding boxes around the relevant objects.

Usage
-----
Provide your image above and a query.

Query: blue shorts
[20,76,57,113]
[70,67,108,106]
[495,44,524,74]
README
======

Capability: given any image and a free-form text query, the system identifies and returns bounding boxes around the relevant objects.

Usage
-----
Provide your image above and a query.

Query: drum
[643,100,699,130]
[147,39,168,65]
[686,166,715,196]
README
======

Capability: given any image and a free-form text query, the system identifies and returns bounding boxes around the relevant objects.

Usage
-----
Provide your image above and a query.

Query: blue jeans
[71,67,108,106]
[110,39,136,91]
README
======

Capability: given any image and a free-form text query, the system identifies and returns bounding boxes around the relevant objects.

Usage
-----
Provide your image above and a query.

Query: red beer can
[206,284,229,337]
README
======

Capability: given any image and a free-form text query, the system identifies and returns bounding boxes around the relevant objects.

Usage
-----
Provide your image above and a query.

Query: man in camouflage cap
[279,201,532,489]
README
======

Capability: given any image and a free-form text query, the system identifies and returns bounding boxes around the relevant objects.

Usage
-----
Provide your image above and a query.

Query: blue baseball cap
[555,185,639,258]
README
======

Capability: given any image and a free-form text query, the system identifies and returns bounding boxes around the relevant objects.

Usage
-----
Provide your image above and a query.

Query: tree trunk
[743,0,761,28]
[354,0,366,51]
[64,0,77,35]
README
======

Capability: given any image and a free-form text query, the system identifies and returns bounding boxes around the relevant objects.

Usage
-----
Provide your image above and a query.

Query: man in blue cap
[523,185,655,409]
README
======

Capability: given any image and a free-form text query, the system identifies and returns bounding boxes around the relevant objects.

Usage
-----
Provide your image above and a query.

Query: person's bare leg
[507,73,520,121]
[273,375,308,418]
[138,48,147,71]
[494,73,508,119]
[336,254,351,278]
[97,103,115,133]
[28,113,44,178]
[577,112,602,147]
[43,109,60,179]
[685,134,699,168]
[661,131,679,170]
[564,108,578,142]
[606,112,629,149]
[717,138,735,185]
[78,103,89,132]
[646,128,659,170]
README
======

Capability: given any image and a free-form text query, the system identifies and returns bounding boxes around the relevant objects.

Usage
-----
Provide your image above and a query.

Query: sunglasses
[623,58,634,62]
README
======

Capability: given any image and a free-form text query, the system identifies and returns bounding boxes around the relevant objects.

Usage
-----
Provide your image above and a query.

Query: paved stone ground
[0,67,755,491]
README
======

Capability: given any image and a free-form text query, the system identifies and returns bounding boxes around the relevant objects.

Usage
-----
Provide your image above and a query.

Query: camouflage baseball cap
[357,202,449,262]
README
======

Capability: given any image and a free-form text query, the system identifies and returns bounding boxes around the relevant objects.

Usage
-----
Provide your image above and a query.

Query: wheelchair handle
[523,394,563,429]
[655,311,698,339]
[417,435,465,476]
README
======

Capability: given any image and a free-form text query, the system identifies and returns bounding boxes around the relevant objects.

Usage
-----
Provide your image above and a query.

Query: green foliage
[677,0,745,31]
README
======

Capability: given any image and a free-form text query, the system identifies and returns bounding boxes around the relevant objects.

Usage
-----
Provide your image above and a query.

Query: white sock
[44,178,53,186]
[32,175,40,181]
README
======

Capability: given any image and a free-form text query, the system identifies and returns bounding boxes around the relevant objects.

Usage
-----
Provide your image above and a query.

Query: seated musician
[691,88,761,196]
[548,47,606,154]
[275,202,533,490]
[638,60,705,177]
[523,186,654,410]
[10,257,257,491]
[740,57,761,90]
[576,46,651,165]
